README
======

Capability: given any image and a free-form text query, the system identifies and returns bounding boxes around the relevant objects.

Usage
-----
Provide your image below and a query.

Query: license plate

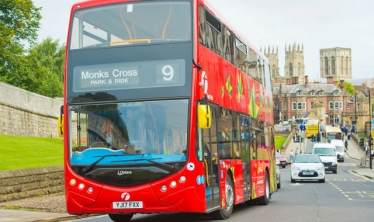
[303,172,313,175]
[113,201,143,209]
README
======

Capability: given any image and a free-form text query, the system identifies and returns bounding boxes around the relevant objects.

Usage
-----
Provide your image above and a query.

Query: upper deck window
[69,1,191,50]
[235,37,247,54]
[205,10,221,32]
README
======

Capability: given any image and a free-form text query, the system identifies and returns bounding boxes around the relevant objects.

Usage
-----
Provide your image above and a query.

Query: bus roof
[69,0,269,65]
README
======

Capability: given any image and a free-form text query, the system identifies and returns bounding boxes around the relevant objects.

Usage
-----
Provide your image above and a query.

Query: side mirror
[197,104,211,129]
[58,105,64,137]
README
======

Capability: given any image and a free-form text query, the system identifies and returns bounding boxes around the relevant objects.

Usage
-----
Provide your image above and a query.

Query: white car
[276,160,281,189]
[312,143,338,174]
[330,139,345,162]
[291,154,325,183]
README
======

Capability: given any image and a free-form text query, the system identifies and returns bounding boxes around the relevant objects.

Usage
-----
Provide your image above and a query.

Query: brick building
[273,76,354,126]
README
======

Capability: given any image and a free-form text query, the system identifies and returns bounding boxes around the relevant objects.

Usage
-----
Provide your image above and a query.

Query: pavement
[1,134,374,222]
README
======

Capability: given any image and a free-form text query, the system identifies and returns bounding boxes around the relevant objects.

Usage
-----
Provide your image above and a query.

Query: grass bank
[274,135,287,151]
[0,134,63,171]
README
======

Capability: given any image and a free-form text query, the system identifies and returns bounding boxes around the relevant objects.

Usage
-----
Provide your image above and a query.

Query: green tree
[0,0,41,81]
[344,81,355,96]
[33,37,65,82]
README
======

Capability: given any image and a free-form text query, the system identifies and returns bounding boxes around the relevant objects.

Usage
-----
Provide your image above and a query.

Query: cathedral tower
[320,47,352,81]
[284,43,305,84]
[263,46,280,82]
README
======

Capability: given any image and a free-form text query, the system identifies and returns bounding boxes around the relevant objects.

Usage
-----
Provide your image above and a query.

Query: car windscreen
[335,145,344,152]
[294,155,321,163]
[313,148,336,156]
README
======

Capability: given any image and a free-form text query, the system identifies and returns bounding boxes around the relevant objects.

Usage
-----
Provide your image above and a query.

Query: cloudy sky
[33,0,374,81]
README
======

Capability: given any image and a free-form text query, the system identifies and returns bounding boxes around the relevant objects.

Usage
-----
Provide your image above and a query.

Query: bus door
[240,115,251,199]
[200,106,220,210]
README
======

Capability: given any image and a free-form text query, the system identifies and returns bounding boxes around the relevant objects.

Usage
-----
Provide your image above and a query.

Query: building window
[334,101,339,110]
[334,91,338,96]
[302,102,306,110]
[284,102,287,110]
[292,102,297,110]
[329,101,334,110]
[329,115,334,124]
[298,102,302,110]
[311,91,315,96]
[289,63,293,76]
[297,91,301,96]
[347,103,350,110]
[332,56,335,75]
[311,102,314,109]
[339,101,342,109]
[324,57,329,75]
[319,91,323,96]
[345,57,349,75]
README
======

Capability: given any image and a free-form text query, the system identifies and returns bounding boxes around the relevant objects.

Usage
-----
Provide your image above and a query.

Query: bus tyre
[108,213,134,222]
[211,175,234,220]
[257,171,270,205]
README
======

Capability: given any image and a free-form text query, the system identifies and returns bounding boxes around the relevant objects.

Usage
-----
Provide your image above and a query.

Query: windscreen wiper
[82,154,124,174]
[113,158,176,172]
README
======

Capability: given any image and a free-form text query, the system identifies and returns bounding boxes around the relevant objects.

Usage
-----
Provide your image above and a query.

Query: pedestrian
[365,144,368,156]
[290,149,294,163]
[316,133,321,143]
[311,134,315,142]
[295,147,299,156]
[344,139,348,151]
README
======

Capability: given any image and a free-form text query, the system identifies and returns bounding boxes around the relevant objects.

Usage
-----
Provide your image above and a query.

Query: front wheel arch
[211,172,234,220]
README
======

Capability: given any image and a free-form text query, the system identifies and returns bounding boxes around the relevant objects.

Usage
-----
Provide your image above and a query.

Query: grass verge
[0,134,63,171]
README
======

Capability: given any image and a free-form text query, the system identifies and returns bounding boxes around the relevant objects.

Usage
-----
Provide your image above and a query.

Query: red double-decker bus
[60,0,276,221]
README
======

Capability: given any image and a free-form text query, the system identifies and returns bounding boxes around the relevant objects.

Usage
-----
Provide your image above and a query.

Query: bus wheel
[211,176,234,220]
[257,171,270,205]
[108,213,133,222]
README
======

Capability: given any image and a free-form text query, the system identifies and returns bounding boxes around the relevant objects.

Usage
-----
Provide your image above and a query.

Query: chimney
[305,75,309,88]
[292,76,299,84]
[340,80,345,92]
[327,76,333,84]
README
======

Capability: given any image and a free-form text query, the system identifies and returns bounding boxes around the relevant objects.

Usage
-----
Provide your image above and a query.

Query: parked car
[276,160,281,189]
[276,152,288,168]
[291,154,325,183]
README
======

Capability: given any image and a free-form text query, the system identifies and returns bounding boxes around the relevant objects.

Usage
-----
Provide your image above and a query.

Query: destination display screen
[73,59,185,92]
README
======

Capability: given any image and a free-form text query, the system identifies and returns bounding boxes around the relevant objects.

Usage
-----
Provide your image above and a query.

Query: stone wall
[0,81,63,138]
[0,166,64,202]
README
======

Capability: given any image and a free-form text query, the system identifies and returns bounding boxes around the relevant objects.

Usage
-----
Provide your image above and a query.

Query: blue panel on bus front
[70,148,186,165]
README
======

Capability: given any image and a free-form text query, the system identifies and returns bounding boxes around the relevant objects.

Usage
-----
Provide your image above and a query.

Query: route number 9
[162,65,174,81]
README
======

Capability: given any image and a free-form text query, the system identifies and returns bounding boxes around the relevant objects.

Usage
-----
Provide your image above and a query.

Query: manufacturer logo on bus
[118,170,132,175]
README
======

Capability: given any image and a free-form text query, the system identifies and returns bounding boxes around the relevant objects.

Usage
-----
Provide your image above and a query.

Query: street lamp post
[354,93,357,134]
[368,89,372,169]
